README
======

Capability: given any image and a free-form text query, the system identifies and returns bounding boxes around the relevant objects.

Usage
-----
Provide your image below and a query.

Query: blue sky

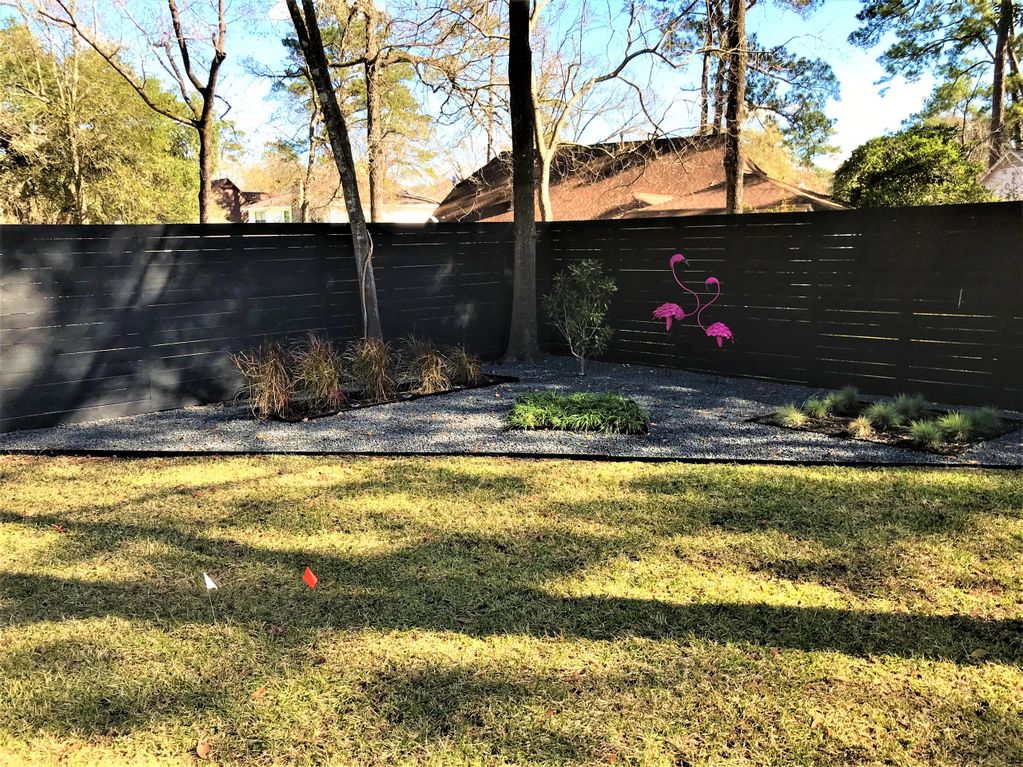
[219,0,936,171]
[5,0,937,172]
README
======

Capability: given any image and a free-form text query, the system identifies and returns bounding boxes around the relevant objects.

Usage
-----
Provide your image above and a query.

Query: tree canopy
[832,125,992,208]
[0,20,197,224]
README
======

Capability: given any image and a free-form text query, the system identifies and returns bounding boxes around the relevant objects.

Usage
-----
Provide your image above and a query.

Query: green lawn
[1,456,1021,766]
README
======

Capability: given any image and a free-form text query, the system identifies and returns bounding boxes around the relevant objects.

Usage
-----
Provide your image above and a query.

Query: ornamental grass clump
[825,386,860,417]
[909,420,943,451]
[446,345,483,386]
[848,416,874,439]
[803,398,831,419]
[966,407,1003,439]
[894,392,928,421]
[937,411,974,442]
[345,337,396,403]
[231,340,295,419]
[398,336,451,395]
[774,403,808,428]
[508,392,648,435]
[864,402,903,431]
[294,333,345,410]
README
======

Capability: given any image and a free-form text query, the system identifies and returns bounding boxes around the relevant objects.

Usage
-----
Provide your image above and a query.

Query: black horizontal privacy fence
[1,202,1021,433]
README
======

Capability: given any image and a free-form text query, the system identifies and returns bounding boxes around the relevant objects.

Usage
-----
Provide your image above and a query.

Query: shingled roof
[432,134,845,222]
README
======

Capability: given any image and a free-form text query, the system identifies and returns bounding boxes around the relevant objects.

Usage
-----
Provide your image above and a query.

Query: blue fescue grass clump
[864,402,904,431]
[508,392,649,435]
[774,403,809,428]
[825,386,860,417]
[894,393,928,421]
[966,407,1003,439]
[803,398,831,419]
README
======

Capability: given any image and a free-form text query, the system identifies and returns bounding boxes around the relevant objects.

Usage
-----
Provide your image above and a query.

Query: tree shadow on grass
[0,636,226,737]
[0,517,1020,665]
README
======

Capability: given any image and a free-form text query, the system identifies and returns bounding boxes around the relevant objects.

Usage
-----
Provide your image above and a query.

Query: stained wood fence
[1,203,1020,432]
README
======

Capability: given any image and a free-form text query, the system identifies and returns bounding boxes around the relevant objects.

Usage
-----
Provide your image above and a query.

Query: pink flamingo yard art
[653,253,734,346]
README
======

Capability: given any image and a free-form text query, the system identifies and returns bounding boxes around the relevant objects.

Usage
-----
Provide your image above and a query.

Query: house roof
[240,194,293,211]
[981,149,1023,182]
[432,134,846,222]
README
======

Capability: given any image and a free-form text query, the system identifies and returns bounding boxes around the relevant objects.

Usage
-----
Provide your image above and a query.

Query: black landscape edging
[1,447,1020,470]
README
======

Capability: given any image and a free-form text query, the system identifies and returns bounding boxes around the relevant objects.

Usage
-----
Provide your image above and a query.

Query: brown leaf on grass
[251,686,267,700]
[607,754,618,763]
[51,524,67,533]
[196,740,211,760]
[266,624,287,637]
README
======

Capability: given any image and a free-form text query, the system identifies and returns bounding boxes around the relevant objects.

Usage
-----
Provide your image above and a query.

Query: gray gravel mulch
[1,357,1021,466]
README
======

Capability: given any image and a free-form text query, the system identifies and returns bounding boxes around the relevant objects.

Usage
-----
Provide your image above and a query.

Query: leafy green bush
[848,416,874,439]
[446,345,483,386]
[965,407,1003,439]
[508,392,648,435]
[397,336,451,395]
[864,402,903,431]
[803,398,831,419]
[774,403,808,428]
[894,393,928,421]
[293,333,345,410]
[345,337,396,403]
[825,386,860,417]
[231,340,295,418]
[542,259,617,376]
[936,411,973,441]
[909,420,943,450]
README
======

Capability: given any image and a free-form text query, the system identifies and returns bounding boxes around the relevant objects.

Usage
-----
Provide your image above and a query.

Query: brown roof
[432,134,845,222]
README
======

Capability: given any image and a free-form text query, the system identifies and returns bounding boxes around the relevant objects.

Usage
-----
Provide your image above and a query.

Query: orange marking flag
[303,567,318,589]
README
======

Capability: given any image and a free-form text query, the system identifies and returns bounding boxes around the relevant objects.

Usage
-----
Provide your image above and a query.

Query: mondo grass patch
[507,391,649,435]
[1,456,1022,766]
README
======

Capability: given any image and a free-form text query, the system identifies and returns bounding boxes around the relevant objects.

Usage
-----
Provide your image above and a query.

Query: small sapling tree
[543,259,617,376]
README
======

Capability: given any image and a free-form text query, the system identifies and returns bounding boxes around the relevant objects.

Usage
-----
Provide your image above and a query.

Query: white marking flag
[203,572,218,591]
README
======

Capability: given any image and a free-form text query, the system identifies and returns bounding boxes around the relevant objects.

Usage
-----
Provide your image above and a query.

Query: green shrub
[894,392,928,421]
[965,407,1003,439]
[345,337,396,403]
[864,402,903,431]
[774,403,808,428]
[936,411,973,442]
[231,340,295,418]
[848,416,874,439]
[508,392,648,435]
[542,259,617,376]
[398,336,451,395]
[803,398,831,419]
[293,333,345,410]
[909,420,943,450]
[825,386,860,417]
[446,345,484,386]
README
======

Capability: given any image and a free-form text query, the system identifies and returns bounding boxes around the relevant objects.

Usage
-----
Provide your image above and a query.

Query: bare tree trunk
[198,122,214,224]
[504,0,540,361]
[538,153,554,221]
[723,0,746,214]
[364,4,384,222]
[990,0,1012,167]
[699,0,713,132]
[711,0,725,132]
[287,0,383,339]
[486,51,497,159]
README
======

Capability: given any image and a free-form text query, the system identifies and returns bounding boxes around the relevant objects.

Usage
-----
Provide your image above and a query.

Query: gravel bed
[1,357,1021,466]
